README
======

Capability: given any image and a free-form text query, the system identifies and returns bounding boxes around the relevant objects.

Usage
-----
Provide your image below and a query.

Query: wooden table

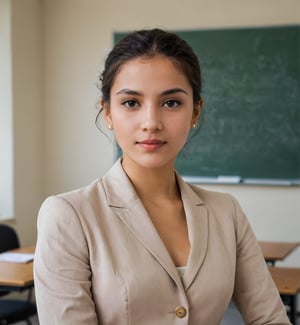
[259,241,300,265]
[0,246,35,291]
[269,266,300,324]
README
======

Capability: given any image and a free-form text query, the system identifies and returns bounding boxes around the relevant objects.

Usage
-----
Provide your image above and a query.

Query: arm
[34,196,99,325]
[230,196,291,324]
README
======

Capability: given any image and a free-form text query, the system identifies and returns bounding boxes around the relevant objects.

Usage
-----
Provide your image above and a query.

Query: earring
[192,123,196,129]
[108,124,113,130]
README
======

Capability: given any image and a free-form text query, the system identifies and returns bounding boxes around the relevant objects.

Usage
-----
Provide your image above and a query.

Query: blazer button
[175,306,187,318]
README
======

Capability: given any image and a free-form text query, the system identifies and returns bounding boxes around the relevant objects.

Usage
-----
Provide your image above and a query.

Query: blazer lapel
[117,202,184,287]
[102,160,184,288]
[176,174,209,291]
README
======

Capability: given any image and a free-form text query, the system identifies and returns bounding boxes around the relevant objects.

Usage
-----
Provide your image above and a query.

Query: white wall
[6,0,300,264]
[4,0,44,246]
[0,0,14,219]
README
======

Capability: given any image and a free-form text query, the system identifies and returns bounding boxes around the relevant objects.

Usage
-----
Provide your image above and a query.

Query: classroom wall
[8,0,300,266]
[5,0,44,245]
[0,0,14,219]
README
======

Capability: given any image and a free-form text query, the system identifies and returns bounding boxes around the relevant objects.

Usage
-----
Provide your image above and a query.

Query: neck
[121,159,180,201]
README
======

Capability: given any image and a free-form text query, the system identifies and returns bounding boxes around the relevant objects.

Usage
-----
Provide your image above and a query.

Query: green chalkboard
[114,26,300,185]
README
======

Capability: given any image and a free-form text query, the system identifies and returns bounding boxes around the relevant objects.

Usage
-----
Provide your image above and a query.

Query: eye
[162,100,181,109]
[122,99,140,109]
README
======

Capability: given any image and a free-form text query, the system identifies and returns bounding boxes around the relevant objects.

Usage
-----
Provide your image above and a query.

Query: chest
[143,199,190,267]
[87,206,237,324]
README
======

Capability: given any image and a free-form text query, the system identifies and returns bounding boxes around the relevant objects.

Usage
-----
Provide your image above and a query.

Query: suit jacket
[34,160,290,324]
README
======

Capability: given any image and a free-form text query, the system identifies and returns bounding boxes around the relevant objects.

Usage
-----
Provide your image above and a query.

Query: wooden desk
[259,241,300,265]
[0,246,34,290]
[269,266,300,324]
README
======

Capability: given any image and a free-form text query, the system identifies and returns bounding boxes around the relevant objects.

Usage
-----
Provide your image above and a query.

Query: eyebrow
[116,89,141,96]
[116,88,189,96]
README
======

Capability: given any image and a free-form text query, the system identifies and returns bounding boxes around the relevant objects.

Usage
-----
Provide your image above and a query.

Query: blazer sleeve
[34,196,99,325]
[230,195,291,324]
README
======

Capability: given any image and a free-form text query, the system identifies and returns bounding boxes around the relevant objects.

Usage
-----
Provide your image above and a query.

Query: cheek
[112,114,138,131]
[110,112,138,146]
[167,121,191,148]
[167,112,192,133]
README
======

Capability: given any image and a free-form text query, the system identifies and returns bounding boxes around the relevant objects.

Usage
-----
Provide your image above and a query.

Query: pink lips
[136,139,166,150]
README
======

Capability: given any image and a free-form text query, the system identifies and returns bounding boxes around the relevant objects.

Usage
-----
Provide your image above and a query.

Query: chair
[0,224,20,298]
[0,224,20,253]
[0,224,37,324]
[0,300,37,325]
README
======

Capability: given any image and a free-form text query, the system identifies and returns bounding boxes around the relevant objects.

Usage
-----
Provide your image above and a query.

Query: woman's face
[104,55,202,171]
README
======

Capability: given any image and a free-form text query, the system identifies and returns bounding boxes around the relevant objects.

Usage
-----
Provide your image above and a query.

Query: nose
[141,105,163,132]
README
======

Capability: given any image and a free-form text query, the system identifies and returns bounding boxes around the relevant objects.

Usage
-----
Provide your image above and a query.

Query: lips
[136,139,167,150]
[137,139,166,145]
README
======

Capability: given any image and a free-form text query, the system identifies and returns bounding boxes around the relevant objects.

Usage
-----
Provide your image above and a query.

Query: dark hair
[99,28,202,106]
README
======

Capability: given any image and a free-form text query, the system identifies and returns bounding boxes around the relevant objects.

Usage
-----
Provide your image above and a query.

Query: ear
[191,97,204,127]
[101,98,112,126]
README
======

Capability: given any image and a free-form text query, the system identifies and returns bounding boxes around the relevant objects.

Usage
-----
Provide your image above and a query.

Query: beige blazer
[34,160,290,325]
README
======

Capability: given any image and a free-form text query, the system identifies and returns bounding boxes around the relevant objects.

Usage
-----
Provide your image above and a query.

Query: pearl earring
[108,124,113,130]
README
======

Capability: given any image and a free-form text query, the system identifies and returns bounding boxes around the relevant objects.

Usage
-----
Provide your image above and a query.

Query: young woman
[34,28,291,324]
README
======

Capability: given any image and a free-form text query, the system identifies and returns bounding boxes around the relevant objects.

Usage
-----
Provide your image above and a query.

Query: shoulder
[37,160,129,225]
[36,178,111,253]
[192,182,245,214]
[40,179,103,213]
[180,178,241,215]
[43,159,133,211]
[181,180,249,236]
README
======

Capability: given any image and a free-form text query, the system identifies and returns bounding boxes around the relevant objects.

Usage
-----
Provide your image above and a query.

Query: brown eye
[122,100,140,108]
[163,100,181,109]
